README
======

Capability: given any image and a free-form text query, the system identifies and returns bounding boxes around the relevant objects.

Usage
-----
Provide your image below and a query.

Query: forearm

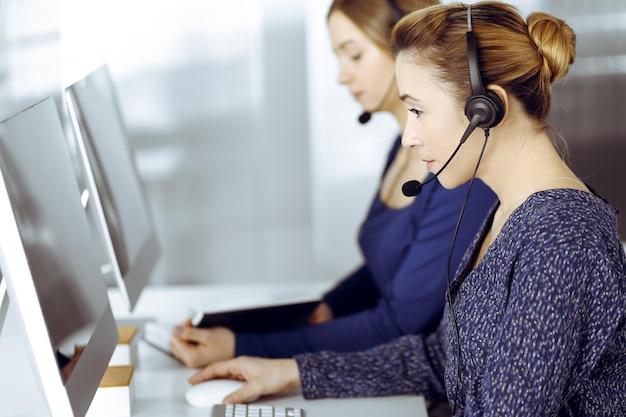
[234,315,388,358]
[235,300,438,358]
[295,333,446,402]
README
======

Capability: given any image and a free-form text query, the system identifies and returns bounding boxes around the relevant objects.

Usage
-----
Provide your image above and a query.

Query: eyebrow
[399,94,420,103]
[336,39,357,51]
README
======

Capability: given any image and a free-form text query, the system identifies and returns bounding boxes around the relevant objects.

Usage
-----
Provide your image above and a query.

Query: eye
[409,108,423,119]
[350,53,362,62]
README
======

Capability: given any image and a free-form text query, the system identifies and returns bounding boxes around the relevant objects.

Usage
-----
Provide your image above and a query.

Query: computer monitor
[64,65,161,311]
[0,97,119,417]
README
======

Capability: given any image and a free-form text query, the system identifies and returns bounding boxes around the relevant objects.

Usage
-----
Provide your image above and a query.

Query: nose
[336,60,353,85]
[337,69,351,85]
[401,120,423,148]
[401,133,421,148]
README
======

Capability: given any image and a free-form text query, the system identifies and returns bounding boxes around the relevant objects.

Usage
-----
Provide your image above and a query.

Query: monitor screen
[0,97,119,417]
[64,65,161,311]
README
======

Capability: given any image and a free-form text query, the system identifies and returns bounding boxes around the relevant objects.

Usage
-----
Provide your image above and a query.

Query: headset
[464,4,505,129]
[401,3,504,196]
[447,5,505,413]
[386,0,503,130]
[387,0,404,23]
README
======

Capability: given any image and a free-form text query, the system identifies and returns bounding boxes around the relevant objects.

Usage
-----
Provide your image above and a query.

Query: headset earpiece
[464,89,504,130]
[464,6,504,129]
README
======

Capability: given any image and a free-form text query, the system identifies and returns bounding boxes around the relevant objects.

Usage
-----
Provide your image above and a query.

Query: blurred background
[0,0,624,288]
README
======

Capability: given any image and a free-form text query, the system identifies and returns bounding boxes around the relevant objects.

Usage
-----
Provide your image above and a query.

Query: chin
[438,176,470,190]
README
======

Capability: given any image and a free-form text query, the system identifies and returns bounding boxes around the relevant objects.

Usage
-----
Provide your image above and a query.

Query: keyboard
[211,404,304,417]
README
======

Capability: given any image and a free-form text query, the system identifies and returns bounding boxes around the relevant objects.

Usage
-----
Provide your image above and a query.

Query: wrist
[281,359,301,390]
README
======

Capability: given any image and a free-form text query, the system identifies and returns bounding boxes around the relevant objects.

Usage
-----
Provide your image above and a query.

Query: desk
[0,283,428,417]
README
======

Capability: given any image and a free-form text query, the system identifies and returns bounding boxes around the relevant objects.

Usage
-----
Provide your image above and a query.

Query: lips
[423,160,435,171]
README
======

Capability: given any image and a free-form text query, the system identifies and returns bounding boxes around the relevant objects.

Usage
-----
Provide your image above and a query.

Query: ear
[485,84,509,124]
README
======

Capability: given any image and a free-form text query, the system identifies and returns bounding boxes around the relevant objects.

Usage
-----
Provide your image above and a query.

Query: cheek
[364,55,394,86]
[421,120,451,151]
[426,112,468,147]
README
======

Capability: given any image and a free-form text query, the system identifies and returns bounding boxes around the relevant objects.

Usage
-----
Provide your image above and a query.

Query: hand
[60,345,85,382]
[169,318,235,368]
[308,301,333,324]
[189,356,301,404]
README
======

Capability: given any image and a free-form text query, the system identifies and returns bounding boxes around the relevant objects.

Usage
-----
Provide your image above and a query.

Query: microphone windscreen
[402,180,422,197]
[358,112,372,124]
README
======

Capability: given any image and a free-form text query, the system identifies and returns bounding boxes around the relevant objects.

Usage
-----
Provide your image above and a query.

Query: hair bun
[527,12,576,83]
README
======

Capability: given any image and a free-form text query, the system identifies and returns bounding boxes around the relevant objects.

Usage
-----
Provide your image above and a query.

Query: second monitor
[65,66,161,311]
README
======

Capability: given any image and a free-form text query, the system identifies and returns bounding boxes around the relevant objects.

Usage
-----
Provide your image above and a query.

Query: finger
[224,384,261,404]
[173,326,204,344]
[169,334,189,353]
[189,359,243,384]
[169,337,196,364]
[169,338,184,362]
[170,339,203,368]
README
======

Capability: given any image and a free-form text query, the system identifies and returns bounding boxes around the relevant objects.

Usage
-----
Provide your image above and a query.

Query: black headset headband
[387,0,404,23]
[464,4,504,129]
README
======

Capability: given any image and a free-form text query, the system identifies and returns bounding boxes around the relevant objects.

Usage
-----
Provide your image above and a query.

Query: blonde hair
[328,0,439,54]
[392,1,576,121]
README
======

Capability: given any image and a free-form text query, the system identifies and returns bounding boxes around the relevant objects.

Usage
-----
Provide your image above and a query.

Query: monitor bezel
[64,65,161,312]
[0,97,119,417]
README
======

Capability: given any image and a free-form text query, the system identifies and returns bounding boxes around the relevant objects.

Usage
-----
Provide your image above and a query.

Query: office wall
[95,0,317,285]
[0,0,64,117]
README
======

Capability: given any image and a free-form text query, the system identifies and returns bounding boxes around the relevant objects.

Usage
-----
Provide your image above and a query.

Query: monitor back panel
[65,66,160,310]
[0,97,118,417]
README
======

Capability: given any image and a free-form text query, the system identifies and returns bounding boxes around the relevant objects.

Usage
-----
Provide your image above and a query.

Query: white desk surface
[0,282,427,417]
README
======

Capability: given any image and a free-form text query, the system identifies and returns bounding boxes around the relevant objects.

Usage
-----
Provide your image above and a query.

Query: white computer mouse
[185,379,250,408]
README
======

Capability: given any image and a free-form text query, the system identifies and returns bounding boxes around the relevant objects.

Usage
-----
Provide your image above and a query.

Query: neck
[478,117,585,211]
